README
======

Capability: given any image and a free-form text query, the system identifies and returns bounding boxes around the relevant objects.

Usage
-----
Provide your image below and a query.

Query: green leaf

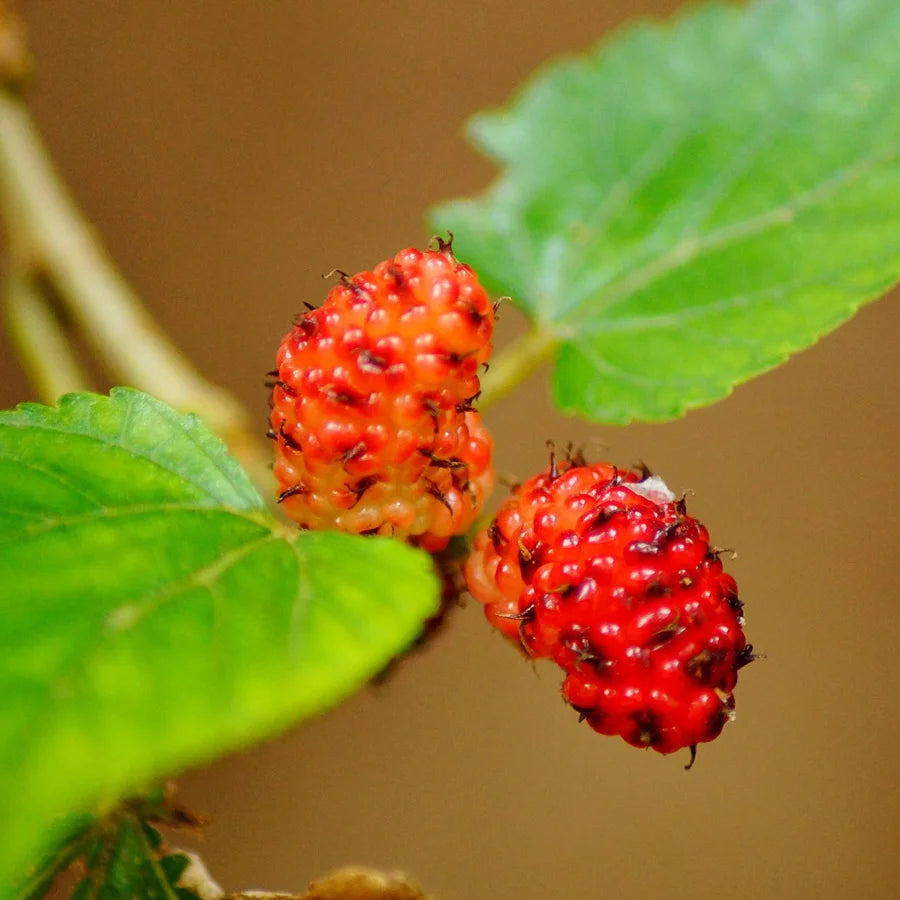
[65,815,198,900]
[15,814,95,900]
[20,794,210,900]
[432,0,900,422]
[0,389,438,894]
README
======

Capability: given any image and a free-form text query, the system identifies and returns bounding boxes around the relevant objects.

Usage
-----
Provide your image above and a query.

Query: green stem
[0,90,275,503]
[477,326,558,412]
[4,271,93,401]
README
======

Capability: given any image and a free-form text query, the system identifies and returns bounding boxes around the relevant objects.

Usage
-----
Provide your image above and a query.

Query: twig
[4,270,92,400]
[0,89,274,503]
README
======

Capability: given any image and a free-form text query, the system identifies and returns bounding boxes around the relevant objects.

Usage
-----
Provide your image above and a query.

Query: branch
[4,270,92,400]
[0,90,275,503]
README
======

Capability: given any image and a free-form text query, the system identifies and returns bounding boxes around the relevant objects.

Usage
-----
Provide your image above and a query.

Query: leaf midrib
[555,140,900,335]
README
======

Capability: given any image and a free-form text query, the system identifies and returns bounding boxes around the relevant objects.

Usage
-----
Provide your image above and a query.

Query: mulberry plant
[0,0,899,897]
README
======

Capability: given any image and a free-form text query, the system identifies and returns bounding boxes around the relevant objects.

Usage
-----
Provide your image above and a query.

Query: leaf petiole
[477,326,558,412]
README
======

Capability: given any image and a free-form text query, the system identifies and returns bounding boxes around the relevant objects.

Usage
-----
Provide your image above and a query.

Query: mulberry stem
[0,89,274,502]
[4,270,91,400]
[0,93,239,428]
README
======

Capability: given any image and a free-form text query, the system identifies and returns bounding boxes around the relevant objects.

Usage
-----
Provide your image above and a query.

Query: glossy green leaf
[433,0,900,421]
[0,389,438,894]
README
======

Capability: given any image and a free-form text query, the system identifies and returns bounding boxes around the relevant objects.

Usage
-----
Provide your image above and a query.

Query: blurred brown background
[6,2,899,898]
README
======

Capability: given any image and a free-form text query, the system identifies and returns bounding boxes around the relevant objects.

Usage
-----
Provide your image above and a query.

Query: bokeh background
[6,2,899,898]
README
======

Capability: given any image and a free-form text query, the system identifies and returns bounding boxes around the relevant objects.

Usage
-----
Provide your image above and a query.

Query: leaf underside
[0,389,438,893]
[433,0,900,422]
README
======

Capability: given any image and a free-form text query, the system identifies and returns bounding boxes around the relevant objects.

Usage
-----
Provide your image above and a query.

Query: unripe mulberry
[270,244,494,551]
[465,454,752,759]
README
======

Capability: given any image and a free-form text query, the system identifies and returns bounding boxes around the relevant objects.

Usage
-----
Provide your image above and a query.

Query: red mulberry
[270,243,494,551]
[465,454,752,759]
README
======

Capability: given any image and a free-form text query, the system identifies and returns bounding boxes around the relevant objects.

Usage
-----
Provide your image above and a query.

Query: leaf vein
[573,141,900,321]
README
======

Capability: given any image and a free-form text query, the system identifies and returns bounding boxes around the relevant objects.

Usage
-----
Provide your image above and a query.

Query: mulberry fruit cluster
[465,454,752,759]
[270,243,494,551]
